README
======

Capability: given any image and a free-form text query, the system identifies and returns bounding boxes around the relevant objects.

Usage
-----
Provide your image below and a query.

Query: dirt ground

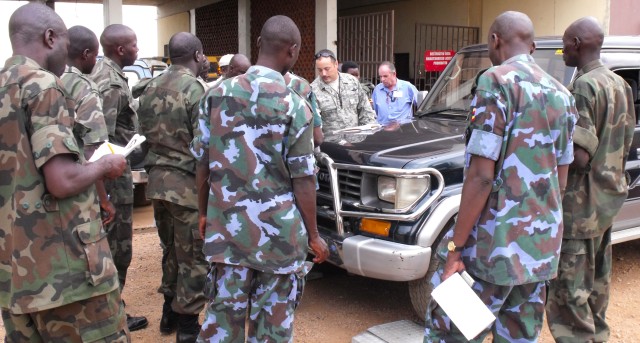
[2,205,640,342]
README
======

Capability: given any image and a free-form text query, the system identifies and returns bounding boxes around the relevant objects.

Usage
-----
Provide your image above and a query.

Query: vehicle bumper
[322,233,431,282]
[131,169,148,184]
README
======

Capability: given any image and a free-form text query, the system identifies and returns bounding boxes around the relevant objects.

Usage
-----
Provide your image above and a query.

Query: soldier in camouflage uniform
[546,17,636,343]
[0,4,129,342]
[195,16,330,343]
[311,49,376,135]
[137,32,209,343]
[61,25,116,226]
[89,23,149,332]
[424,12,577,342]
[286,72,324,146]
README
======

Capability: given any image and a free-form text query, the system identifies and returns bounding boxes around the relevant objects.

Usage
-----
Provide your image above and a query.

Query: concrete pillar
[315,0,337,54]
[103,0,123,26]
[190,8,196,35]
[238,0,251,56]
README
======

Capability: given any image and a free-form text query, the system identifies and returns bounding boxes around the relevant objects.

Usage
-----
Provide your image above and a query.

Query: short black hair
[341,61,359,72]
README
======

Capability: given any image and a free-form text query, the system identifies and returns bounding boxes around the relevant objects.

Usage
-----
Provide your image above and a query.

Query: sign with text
[424,50,455,72]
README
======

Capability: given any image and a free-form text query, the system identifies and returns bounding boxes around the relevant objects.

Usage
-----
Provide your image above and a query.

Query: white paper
[88,134,146,162]
[431,272,496,340]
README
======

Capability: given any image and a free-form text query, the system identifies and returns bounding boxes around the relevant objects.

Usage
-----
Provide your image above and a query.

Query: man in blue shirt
[372,61,419,125]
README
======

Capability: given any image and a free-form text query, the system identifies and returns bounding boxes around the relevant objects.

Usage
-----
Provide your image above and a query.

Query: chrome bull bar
[317,152,445,237]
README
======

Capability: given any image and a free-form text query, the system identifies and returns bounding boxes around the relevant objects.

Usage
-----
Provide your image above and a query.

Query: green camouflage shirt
[563,59,636,238]
[0,56,118,314]
[137,65,204,209]
[443,54,577,286]
[204,65,315,274]
[61,65,109,146]
[89,57,136,204]
[287,72,322,128]
[311,72,376,135]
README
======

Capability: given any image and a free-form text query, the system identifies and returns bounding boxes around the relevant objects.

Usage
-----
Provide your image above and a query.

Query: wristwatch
[447,241,464,252]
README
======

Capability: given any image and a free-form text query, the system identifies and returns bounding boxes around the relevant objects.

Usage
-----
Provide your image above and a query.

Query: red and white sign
[424,50,455,72]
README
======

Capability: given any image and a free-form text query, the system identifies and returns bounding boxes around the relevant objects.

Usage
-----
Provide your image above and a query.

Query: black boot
[175,314,201,343]
[122,300,149,332]
[160,295,178,334]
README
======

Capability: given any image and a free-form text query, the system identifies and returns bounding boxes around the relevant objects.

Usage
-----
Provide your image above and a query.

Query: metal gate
[337,11,394,84]
[414,24,480,90]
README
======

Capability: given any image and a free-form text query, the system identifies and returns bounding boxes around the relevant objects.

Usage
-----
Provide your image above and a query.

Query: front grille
[317,165,362,201]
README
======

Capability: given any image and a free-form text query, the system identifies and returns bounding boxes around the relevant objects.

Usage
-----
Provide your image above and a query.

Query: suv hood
[320,116,468,169]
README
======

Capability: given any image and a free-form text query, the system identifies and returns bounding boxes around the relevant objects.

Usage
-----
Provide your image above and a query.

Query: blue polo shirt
[372,79,419,125]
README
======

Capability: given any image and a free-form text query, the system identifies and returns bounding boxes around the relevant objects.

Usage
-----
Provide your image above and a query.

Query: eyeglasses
[314,51,336,60]
[386,91,397,104]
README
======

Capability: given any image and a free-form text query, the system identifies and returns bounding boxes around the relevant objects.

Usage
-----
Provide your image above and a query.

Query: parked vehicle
[315,36,640,319]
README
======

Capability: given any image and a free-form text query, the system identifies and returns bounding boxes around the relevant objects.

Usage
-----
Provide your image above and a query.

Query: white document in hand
[431,272,496,341]
[88,134,146,162]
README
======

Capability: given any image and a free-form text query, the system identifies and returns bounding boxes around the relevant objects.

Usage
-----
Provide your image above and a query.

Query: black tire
[407,216,456,321]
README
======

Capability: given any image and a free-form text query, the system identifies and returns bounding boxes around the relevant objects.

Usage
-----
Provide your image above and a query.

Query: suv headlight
[377,176,430,209]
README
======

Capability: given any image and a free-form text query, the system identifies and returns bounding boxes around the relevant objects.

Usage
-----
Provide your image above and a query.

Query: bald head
[68,26,98,60]
[100,24,138,67]
[257,15,301,73]
[562,17,604,68]
[8,3,68,76]
[228,54,251,78]
[169,32,203,64]
[488,11,535,64]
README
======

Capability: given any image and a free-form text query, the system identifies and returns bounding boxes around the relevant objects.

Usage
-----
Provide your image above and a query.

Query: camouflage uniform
[0,55,128,341]
[61,65,109,146]
[89,56,137,290]
[197,65,315,342]
[287,73,322,130]
[546,60,635,343]
[311,72,376,135]
[424,54,577,342]
[137,64,208,315]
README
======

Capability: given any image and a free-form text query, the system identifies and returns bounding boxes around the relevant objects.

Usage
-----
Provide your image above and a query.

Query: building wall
[196,0,239,56]
[610,0,640,35]
[157,12,190,56]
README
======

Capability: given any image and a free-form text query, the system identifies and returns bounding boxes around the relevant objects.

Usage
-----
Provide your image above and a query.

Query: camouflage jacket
[61,65,109,146]
[563,59,636,238]
[449,54,577,286]
[287,72,322,128]
[311,72,376,135]
[137,65,204,209]
[0,56,118,313]
[89,57,136,204]
[203,65,315,274]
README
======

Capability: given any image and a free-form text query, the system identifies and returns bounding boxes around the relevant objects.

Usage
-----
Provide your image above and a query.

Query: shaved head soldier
[136,32,208,343]
[546,17,635,343]
[89,24,148,332]
[0,3,129,341]
[424,11,577,341]
[227,53,251,77]
[61,26,116,226]
[195,15,329,342]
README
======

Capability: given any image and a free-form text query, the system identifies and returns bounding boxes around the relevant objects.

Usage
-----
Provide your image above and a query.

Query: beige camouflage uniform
[311,72,376,135]
[546,60,636,343]
[89,56,137,290]
[137,64,208,315]
[0,55,128,342]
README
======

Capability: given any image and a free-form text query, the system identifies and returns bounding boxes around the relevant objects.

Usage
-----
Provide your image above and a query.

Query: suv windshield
[418,48,575,118]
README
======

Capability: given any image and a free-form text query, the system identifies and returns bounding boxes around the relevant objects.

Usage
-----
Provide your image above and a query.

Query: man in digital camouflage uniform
[286,72,324,146]
[0,3,129,342]
[424,11,577,342]
[194,15,329,342]
[61,25,116,226]
[311,49,376,135]
[546,17,636,343]
[89,23,148,332]
[137,32,209,343]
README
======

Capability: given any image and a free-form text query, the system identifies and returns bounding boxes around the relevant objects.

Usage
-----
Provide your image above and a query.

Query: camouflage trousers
[2,289,129,343]
[424,265,546,343]
[546,228,612,343]
[197,263,305,343]
[152,199,207,314]
[106,203,133,291]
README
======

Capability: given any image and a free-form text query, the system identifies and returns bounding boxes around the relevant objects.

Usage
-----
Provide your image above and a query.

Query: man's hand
[99,154,127,179]
[309,236,329,263]
[100,200,116,226]
[198,214,207,240]
[572,146,590,170]
[441,252,466,281]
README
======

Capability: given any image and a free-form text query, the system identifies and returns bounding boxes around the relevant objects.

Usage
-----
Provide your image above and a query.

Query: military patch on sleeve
[466,129,502,161]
